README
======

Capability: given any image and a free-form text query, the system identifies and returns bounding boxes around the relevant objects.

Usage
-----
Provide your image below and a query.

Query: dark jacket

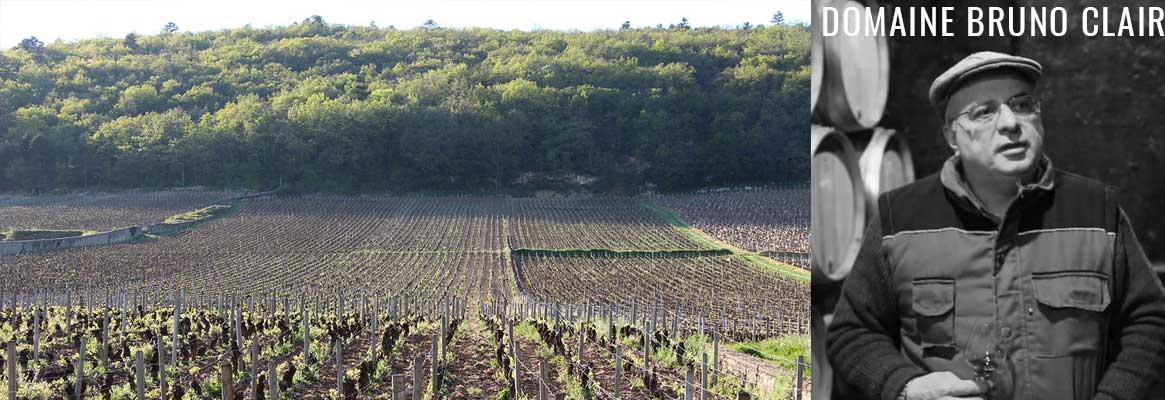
[826,156,1165,400]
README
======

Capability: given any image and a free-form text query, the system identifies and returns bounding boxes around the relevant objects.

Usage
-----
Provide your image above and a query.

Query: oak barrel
[811,125,866,282]
[813,0,890,132]
[858,128,915,210]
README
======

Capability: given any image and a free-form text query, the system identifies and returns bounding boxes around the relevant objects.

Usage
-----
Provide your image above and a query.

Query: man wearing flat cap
[825,51,1165,400]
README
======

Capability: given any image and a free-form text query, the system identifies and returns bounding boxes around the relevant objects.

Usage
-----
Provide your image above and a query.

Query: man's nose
[995,104,1021,137]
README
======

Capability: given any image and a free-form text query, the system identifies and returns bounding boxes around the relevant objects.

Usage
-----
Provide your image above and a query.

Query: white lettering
[1008,7,1025,36]
[865,7,885,37]
[1029,7,1045,36]
[844,6,861,36]
[823,6,838,36]
[941,7,954,36]
[919,7,939,36]
[1102,7,1114,36]
[908,6,915,37]
[1140,6,1146,37]
[988,7,1005,36]
[1051,7,1068,36]
[890,7,906,36]
[1118,7,1135,37]
[967,7,984,36]
[1141,7,1160,36]
[1082,7,1099,36]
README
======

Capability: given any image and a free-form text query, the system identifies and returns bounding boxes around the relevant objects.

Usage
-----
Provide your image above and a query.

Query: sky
[0,0,808,49]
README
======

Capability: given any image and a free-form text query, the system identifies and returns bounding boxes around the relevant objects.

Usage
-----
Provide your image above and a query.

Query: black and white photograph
[812,1,1165,400]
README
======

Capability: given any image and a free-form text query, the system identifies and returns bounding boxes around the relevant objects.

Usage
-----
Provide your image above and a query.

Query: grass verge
[729,334,810,372]
[637,197,809,283]
[164,204,232,224]
[1,228,97,241]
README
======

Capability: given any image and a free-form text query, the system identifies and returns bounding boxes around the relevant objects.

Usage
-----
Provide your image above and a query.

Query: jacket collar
[940,154,1055,218]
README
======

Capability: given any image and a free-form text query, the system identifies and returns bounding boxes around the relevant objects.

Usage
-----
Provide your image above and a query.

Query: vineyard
[507,199,711,251]
[514,254,808,340]
[0,193,809,399]
[650,189,810,269]
[0,191,244,234]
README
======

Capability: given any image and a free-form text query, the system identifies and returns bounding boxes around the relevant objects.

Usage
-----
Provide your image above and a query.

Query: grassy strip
[130,202,247,245]
[729,335,811,400]
[637,198,809,283]
[728,335,810,373]
[150,202,243,237]
[1,228,96,241]
[164,204,232,224]
[636,198,729,251]
[737,254,810,283]
[652,331,808,400]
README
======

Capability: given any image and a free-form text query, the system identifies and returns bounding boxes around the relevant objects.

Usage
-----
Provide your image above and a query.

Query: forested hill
[0,19,810,193]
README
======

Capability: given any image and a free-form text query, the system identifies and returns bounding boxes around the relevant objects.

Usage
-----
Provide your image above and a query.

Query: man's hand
[900,371,985,400]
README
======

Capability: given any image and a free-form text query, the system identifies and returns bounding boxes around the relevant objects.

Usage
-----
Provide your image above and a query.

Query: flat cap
[929,51,1042,112]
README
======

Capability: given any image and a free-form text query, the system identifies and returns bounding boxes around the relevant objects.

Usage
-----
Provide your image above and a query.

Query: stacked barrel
[810,1,915,399]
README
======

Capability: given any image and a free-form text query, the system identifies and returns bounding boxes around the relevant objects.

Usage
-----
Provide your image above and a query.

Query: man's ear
[942,124,959,153]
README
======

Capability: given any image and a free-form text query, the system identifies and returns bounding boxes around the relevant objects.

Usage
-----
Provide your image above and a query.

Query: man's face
[942,71,1045,180]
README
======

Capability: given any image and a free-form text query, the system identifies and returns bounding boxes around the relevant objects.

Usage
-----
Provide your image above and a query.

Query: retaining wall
[0,190,269,256]
[0,226,142,256]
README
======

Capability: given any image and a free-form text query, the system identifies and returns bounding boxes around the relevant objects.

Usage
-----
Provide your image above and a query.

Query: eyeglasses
[952,94,1041,125]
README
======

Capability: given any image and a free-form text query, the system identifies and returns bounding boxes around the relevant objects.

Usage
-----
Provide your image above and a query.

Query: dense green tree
[123,33,140,51]
[18,37,44,52]
[115,84,163,115]
[0,23,808,193]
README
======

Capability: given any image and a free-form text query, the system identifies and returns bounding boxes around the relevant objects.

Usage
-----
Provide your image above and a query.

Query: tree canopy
[0,20,810,193]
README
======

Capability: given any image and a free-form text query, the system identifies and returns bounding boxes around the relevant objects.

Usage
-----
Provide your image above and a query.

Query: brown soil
[292,333,371,399]
[715,346,810,399]
[569,335,652,400]
[619,340,700,400]
[512,329,565,400]
[439,319,506,399]
[353,325,434,399]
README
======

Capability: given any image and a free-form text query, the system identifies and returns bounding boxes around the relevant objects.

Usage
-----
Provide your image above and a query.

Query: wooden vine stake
[538,361,549,400]
[701,352,708,400]
[336,341,344,399]
[75,337,86,399]
[795,355,805,400]
[157,334,167,400]
[412,357,422,400]
[221,361,234,400]
[7,341,17,400]
[250,341,259,399]
[712,332,720,385]
[269,362,280,400]
[33,309,40,361]
[430,334,441,394]
[613,344,622,400]
[135,350,145,400]
[685,367,694,400]
[391,374,405,400]
[302,302,311,365]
